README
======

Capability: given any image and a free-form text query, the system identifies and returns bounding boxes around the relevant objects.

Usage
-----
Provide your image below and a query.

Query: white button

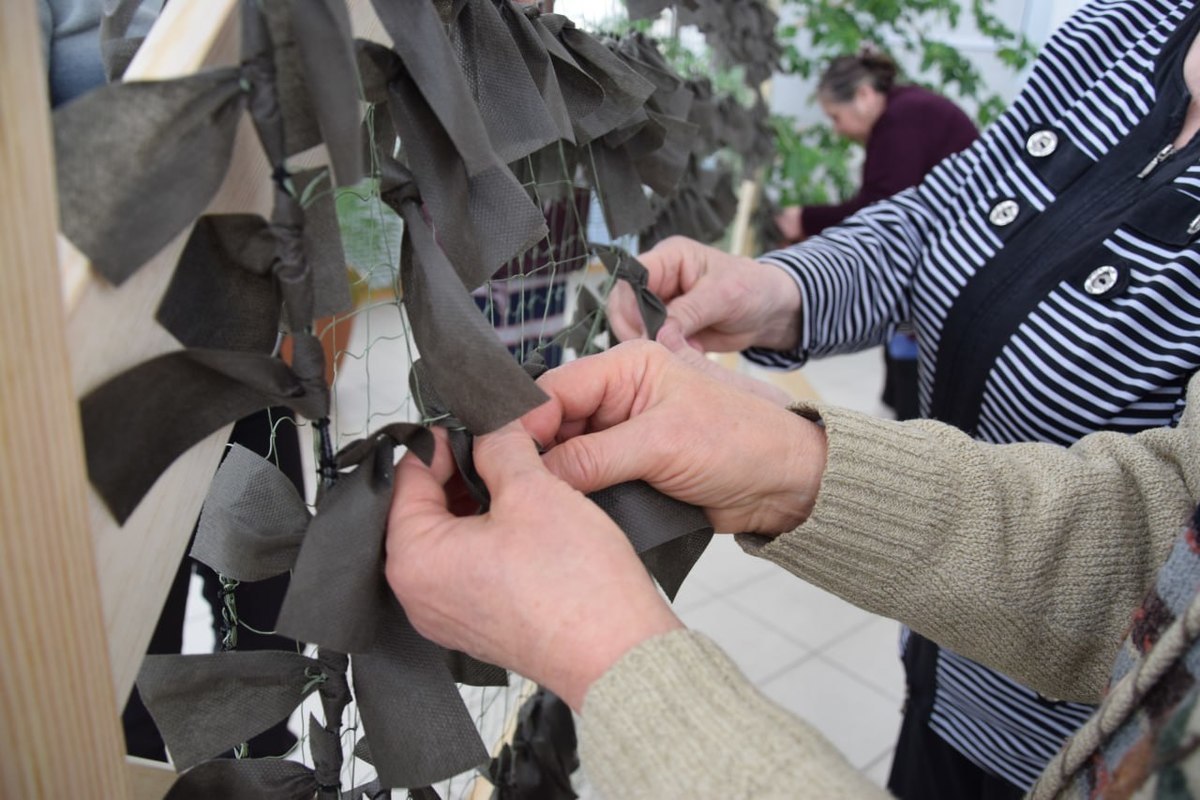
[1026,130,1059,158]
[1084,265,1119,296]
[989,199,1020,227]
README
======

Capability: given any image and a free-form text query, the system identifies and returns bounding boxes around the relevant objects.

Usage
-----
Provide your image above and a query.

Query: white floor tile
[760,655,903,769]
[861,748,895,788]
[723,569,876,650]
[677,596,813,683]
[791,346,893,417]
[684,533,781,595]
[822,616,906,704]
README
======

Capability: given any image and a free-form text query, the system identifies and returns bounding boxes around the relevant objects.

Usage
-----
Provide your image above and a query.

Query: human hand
[607,235,803,353]
[775,205,805,243]
[522,340,827,535]
[385,423,682,712]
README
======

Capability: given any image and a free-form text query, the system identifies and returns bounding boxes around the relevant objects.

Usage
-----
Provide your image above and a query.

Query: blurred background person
[776,46,977,420]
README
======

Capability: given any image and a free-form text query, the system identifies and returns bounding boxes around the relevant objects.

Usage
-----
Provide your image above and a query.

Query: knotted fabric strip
[243,0,363,186]
[80,340,329,523]
[155,215,282,353]
[352,598,490,788]
[191,444,310,582]
[164,759,318,800]
[499,2,583,144]
[538,14,656,144]
[685,0,782,88]
[588,480,712,601]
[641,161,738,249]
[136,651,324,771]
[287,0,365,186]
[445,0,563,164]
[517,6,606,137]
[561,286,606,356]
[53,68,245,285]
[355,39,546,290]
[289,168,354,321]
[307,713,344,790]
[275,424,433,654]
[316,649,352,732]
[407,358,489,509]
[390,168,550,434]
[595,246,667,340]
[156,173,349,350]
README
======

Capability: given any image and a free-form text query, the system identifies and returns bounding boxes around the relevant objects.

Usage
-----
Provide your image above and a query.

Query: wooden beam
[0,0,131,796]
[127,756,178,799]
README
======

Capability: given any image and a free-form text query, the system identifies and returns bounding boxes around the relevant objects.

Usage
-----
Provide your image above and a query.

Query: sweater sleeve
[742,123,987,370]
[738,375,1200,703]
[579,629,891,800]
[801,115,933,236]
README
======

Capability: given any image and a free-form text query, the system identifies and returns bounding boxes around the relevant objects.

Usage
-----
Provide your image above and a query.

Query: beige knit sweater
[578,375,1200,799]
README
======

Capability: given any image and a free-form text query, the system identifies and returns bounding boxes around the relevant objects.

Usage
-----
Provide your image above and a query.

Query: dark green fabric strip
[356,40,547,290]
[588,480,713,601]
[397,190,549,434]
[352,600,489,789]
[137,651,323,771]
[155,215,282,353]
[164,759,317,800]
[80,343,328,523]
[446,0,563,164]
[191,444,310,582]
[54,70,244,285]
[275,427,431,654]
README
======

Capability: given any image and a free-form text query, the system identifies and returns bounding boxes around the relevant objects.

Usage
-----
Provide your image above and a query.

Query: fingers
[524,342,660,445]
[606,282,646,343]
[663,274,734,345]
[540,426,649,494]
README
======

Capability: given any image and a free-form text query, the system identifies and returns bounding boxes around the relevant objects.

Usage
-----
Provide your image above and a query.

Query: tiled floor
[675,345,906,787]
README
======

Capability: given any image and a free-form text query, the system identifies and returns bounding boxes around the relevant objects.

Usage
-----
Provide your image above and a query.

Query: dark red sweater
[802,85,979,235]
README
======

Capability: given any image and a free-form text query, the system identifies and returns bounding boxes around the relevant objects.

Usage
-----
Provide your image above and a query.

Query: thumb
[473,421,546,495]
[663,276,729,343]
[541,424,651,494]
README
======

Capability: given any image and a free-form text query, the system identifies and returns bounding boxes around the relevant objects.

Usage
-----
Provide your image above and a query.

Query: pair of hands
[386,238,816,711]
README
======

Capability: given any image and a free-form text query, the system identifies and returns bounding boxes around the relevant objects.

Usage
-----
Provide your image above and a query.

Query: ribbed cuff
[738,405,967,619]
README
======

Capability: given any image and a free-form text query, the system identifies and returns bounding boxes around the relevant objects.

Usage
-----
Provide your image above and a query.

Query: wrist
[547,586,683,713]
[762,409,827,536]
[751,260,803,351]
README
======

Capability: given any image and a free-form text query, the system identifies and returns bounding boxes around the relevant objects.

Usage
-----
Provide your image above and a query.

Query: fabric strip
[191,444,310,582]
[164,759,317,800]
[397,189,550,434]
[53,69,245,285]
[352,599,490,788]
[81,345,329,523]
[275,426,431,654]
[136,651,323,771]
[588,480,713,601]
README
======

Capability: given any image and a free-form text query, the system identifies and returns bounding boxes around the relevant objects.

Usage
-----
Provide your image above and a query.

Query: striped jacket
[747,0,1200,787]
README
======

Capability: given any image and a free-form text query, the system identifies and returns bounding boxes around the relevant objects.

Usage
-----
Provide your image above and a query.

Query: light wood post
[0,0,132,796]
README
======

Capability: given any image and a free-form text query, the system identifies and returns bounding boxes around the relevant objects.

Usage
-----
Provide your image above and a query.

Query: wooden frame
[1,1,386,795]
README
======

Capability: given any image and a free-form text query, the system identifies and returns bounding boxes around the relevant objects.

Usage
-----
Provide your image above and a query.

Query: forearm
[741,395,1200,701]
[579,629,890,799]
